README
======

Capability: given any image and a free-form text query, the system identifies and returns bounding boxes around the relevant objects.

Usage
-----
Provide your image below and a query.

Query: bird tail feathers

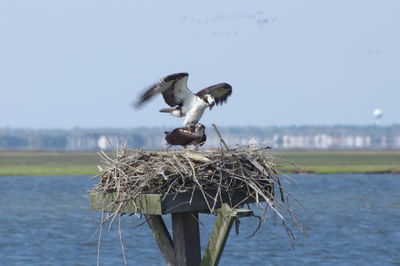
[159,107,176,113]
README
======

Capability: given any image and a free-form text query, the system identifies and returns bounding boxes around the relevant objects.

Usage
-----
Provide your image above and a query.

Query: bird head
[194,123,205,136]
[205,95,215,110]
[187,123,196,131]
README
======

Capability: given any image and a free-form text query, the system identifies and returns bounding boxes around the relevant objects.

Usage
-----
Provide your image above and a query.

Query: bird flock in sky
[179,10,278,36]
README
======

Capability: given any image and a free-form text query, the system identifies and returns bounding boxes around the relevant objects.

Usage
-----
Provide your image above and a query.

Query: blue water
[0,174,399,265]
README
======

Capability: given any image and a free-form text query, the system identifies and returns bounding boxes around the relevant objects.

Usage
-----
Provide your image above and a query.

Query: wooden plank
[200,204,236,266]
[145,215,175,266]
[89,192,163,214]
[89,190,263,215]
[172,212,201,266]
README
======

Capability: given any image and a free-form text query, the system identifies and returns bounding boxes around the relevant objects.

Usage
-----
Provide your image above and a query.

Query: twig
[97,211,104,266]
[212,123,229,150]
[118,215,128,266]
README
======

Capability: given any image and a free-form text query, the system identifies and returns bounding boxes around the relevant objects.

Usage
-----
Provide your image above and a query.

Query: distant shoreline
[1,150,399,176]
[2,124,400,151]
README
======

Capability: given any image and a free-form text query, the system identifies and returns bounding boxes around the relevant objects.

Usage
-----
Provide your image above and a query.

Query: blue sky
[1,0,399,128]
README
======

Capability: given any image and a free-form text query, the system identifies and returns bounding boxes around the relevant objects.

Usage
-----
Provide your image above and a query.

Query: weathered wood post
[145,215,174,265]
[172,212,201,265]
[90,190,256,266]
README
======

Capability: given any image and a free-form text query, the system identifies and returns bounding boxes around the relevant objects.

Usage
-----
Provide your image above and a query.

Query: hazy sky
[1,1,399,128]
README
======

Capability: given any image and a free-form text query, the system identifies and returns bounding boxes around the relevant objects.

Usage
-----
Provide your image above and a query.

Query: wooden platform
[89,190,271,266]
[89,189,264,215]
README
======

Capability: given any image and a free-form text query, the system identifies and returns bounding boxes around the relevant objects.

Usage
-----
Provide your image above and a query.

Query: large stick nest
[92,144,306,245]
[93,147,279,211]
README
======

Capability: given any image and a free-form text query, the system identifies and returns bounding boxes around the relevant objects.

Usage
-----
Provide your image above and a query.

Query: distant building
[1,125,400,151]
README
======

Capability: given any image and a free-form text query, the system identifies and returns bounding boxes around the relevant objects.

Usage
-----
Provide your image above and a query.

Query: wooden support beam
[172,212,201,266]
[145,215,175,266]
[201,204,237,266]
[90,191,259,265]
[90,192,163,214]
[89,190,260,215]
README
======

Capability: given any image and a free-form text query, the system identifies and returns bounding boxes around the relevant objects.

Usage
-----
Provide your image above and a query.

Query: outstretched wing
[196,83,232,105]
[134,73,192,108]
[163,73,195,107]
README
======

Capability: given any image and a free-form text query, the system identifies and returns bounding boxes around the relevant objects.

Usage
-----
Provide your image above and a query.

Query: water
[0,174,399,265]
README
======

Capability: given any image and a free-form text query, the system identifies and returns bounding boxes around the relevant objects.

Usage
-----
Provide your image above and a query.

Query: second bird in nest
[165,123,207,149]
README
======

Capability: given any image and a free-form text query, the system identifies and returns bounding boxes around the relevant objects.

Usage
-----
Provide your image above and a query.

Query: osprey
[134,73,232,126]
[165,123,207,149]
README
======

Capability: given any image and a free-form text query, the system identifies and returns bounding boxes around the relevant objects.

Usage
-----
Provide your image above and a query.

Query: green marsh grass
[271,150,400,174]
[0,152,100,176]
[0,150,399,176]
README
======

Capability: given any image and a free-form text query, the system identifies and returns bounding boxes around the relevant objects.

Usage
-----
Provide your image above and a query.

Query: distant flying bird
[134,73,232,126]
[165,123,207,149]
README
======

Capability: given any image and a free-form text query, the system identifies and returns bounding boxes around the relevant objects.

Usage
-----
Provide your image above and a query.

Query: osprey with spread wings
[134,73,232,126]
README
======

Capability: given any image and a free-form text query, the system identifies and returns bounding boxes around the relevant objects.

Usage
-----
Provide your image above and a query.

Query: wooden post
[90,191,260,265]
[172,212,201,266]
[200,204,235,266]
[201,204,253,266]
[145,215,175,266]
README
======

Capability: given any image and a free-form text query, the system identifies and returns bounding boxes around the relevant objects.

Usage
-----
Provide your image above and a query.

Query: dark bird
[165,123,207,149]
[134,73,232,126]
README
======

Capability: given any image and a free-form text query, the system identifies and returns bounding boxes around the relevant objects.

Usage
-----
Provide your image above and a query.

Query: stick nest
[93,147,279,211]
[92,144,306,246]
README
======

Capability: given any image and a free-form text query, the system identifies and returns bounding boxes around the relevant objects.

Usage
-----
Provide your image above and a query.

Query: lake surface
[0,174,399,265]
